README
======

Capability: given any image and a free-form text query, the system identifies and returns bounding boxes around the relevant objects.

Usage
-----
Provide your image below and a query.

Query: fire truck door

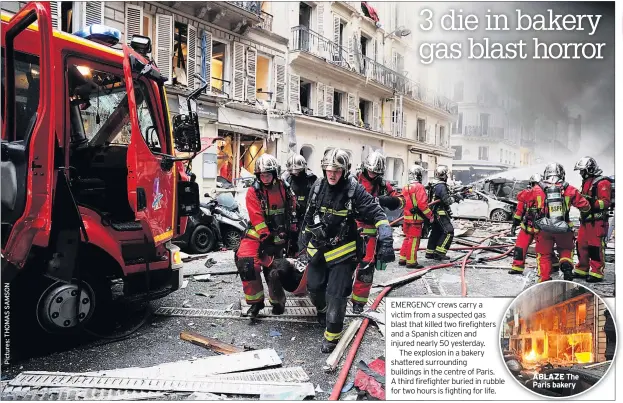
[1,2,56,267]
[122,45,174,246]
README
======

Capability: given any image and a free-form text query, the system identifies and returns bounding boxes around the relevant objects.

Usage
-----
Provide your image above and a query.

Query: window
[452,113,463,134]
[452,146,462,160]
[440,126,446,147]
[143,13,154,41]
[256,54,272,101]
[67,61,163,153]
[480,113,490,135]
[300,145,314,162]
[417,118,426,142]
[360,34,369,57]
[576,303,586,326]
[478,146,489,161]
[454,81,464,102]
[334,90,344,118]
[300,81,312,112]
[299,2,312,28]
[211,40,227,94]
[1,50,40,141]
[359,99,372,127]
[500,149,503,163]
[173,22,189,86]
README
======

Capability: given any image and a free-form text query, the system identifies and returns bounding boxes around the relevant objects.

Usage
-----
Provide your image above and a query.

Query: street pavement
[1,227,614,400]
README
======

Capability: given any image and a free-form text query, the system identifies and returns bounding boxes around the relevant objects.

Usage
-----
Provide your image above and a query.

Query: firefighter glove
[377,224,395,263]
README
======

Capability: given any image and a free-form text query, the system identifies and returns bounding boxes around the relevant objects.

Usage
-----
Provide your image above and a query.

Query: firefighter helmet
[408,164,425,183]
[321,148,351,175]
[363,151,386,175]
[543,162,565,183]
[574,156,602,179]
[286,154,307,173]
[434,165,449,181]
[529,173,542,186]
[254,154,280,180]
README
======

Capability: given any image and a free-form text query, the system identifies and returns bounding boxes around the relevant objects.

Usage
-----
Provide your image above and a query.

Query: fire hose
[329,231,512,400]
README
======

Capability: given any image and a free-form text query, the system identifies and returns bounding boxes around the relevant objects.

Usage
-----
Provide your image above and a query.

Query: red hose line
[393,244,514,252]
[329,238,512,399]
[459,232,508,297]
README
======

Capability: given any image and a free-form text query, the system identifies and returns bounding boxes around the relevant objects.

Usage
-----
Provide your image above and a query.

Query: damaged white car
[450,190,515,221]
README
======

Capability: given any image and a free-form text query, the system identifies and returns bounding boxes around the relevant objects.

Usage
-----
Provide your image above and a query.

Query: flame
[524,350,540,362]
[575,352,593,363]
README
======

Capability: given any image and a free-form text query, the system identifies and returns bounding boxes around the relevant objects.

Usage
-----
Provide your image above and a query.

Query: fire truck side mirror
[172,113,202,153]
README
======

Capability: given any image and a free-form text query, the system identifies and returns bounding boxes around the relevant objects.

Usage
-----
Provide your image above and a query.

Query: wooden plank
[180,331,244,355]
[323,319,363,373]
[86,349,282,379]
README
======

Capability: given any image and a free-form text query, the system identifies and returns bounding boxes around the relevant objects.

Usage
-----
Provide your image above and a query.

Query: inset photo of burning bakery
[500,280,615,398]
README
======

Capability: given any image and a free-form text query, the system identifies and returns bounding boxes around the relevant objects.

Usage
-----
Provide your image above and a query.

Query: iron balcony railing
[291,25,458,116]
[464,125,505,139]
[226,1,261,15]
[256,10,273,30]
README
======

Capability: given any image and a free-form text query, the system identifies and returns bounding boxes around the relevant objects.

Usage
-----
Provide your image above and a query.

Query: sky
[410,2,615,171]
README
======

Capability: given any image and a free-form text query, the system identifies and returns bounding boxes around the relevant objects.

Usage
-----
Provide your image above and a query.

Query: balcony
[168,1,262,34]
[256,10,273,31]
[464,125,505,139]
[290,26,457,117]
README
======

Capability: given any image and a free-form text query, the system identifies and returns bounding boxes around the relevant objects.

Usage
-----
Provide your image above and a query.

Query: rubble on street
[2,220,614,400]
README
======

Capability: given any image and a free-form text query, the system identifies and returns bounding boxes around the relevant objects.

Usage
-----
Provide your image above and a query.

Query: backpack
[308,176,357,217]
[535,182,571,234]
[591,176,615,211]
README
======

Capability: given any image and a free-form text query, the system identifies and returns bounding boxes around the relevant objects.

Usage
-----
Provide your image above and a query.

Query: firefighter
[298,149,395,353]
[573,157,612,282]
[425,165,463,260]
[351,151,405,313]
[235,154,298,317]
[399,164,433,268]
[531,163,591,282]
[509,174,544,275]
[282,155,318,255]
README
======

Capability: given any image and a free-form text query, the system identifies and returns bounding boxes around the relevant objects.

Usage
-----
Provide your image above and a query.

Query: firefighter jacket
[580,176,612,223]
[245,179,297,246]
[527,183,590,228]
[402,182,433,224]
[299,176,390,266]
[282,169,318,223]
[356,172,405,235]
[428,180,456,216]
[512,187,542,234]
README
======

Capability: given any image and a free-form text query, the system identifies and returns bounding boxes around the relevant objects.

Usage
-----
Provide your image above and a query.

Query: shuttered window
[324,86,334,117]
[274,56,286,104]
[186,24,197,90]
[155,14,173,84]
[125,4,143,45]
[232,42,246,101]
[50,2,61,30]
[83,2,104,26]
[316,83,325,116]
[289,74,301,113]
[246,47,257,103]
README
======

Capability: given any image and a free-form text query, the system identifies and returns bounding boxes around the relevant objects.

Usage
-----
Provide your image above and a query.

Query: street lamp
[383,26,412,43]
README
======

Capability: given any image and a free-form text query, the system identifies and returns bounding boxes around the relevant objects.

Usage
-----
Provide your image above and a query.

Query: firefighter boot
[352,302,365,315]
[406,263,424,269]
[434,253,451,261]
[398,260,407,266]
[560,262,574,282]
[267,269,286,315]
[247,301,266,318]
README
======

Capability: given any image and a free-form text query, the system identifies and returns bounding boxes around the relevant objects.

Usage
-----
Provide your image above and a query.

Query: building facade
[2,1,456,193]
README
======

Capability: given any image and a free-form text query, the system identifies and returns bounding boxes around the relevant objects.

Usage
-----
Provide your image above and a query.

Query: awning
[218,104,287,135]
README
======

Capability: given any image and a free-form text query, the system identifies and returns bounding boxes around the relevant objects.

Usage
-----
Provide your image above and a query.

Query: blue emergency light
[73,24,121,46]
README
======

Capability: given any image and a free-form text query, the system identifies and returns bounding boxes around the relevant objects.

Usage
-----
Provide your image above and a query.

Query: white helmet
[543,162,565,183]
[408,164,425,183]
[528,173,542,186]
[363,151,386,176]
[286,154,307,173]
[434,165,449,181]
[321,148,351,175]
[574,156,602,179]
[254,154,280,177]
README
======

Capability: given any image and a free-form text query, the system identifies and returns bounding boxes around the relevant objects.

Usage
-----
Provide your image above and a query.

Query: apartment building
[2,1,456,191]
[270,1,456,185]
[450,68,524,184]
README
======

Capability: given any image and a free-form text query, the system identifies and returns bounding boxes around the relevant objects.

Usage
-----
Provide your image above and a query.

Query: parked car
[450,190,515,221]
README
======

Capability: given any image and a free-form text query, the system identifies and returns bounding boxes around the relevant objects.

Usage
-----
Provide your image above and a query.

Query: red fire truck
[1,2,203,351]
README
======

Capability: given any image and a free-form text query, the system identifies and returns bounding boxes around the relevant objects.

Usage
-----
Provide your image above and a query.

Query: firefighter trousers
[235,237,285,306]
[399,223,423,265]
[308,256,357,343]
[511,230,560,273]
[535,231,574,282]
[352,235,376,305]
[574,222,608,280]
[427,214,454,256]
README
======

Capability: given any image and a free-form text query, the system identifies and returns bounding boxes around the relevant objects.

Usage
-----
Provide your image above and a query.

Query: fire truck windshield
[68,63,161,152]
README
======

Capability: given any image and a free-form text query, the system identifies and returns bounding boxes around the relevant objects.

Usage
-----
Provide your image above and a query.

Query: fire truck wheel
[36,273,112,335]
[189,225,216,254]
